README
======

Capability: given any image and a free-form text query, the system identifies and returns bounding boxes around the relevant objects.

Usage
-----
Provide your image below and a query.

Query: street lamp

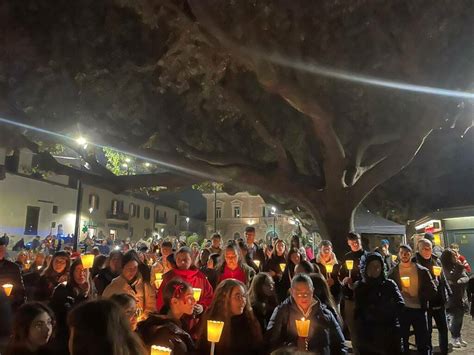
[271,207,277,239]
[73,138,88,252]
[186,217,190,232]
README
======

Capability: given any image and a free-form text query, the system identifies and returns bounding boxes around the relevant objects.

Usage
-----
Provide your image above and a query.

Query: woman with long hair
[34,251,70,301]
[103,250,156,316]
[440,249,470,348]
[110,293,139,331]
[313,240,342,306]
[248,272,278,331]
[5,302,55,355]
[94,250,122,295]
[217,242,255,287]
[137,279,196,354]
[197,279,263,355]
[276,248,301,302]
[67,299,147,355]
[263,239,287,277]
[308,273,342,325]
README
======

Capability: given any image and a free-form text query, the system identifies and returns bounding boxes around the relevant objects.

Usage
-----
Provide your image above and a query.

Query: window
[164,211,167,222]
[89,194,99,210]
[155,210,160,222]
[233,206,241,218]
[51,222,56,228]
[174,214,178,225]
[129,203,136,217]
[111,200,118,215]
[262,206,266,217]
[216,207,222,219]
[52,205,59,214]
[144,207,150,220]
[136,205,140,218]
[24,206,40,235]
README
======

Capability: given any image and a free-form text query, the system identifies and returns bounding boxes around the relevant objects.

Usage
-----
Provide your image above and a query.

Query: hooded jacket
[266,296,347,354]
[354,253,405,352]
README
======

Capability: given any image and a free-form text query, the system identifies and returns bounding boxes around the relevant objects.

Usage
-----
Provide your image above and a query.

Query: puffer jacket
[102,274,156,315]
[443,263,469,310]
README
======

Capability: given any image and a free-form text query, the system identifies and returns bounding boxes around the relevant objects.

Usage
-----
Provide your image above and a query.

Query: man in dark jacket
[374,239,397,272]
[266,273,347,354]
[338,232,367,354]
[354,252,405,354]
[388,244,437,355]
[245,226,265,265]
[414,238,451,355]
[0,236,26,310]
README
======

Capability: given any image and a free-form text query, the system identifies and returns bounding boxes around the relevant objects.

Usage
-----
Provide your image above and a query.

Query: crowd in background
[0,228,473,355]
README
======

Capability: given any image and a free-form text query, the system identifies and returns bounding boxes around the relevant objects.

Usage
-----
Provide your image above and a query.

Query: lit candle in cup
[207,320,224,355]
[150,345,172,355]
[154,279,163,289]
[155,272,163,281]
[391,255,397,262]
[80,254,94,269]
[193,288,202,301]
[279,263,286,272]
[295,317,310,337]
[254,260,261,268]
[345,260,354,277]
[433,266,442,278]
[325,264,334,277]
[401,276,411,288]
[2,284,13,296]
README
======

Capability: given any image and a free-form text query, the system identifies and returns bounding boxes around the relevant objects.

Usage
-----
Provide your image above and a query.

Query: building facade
[203,191,298,242]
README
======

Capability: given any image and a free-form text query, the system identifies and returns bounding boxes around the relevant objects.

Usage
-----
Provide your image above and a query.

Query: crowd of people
[0,228,473,355]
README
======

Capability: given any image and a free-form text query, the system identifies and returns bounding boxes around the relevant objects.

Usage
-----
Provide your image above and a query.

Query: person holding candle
[374,239,397,272]
[15,251,29,272]
[439,249,470,348]
[309,273,343,326]
[249,272,278,331]
[93,250,122,295]
[110,293,139,331]
[276,248,302,302]
[263,239,287,277]
[314,240,342,307]
[338,232,366,353]
[0,236,26,311]
[197,279,263,355]
[245,226,265,267]
[151,241,174,284]
[354,252,405,354]
[413,238,451,355]
[388,244,437,355]
[137,279,196,355]
[67,299,147,355]
[266,273,347,354]
[34,251,70,301]
[449,243,471,273]
[217,242,256,287]
[200,253,220,290]
[5,302,55,355]
[103,250,156,317]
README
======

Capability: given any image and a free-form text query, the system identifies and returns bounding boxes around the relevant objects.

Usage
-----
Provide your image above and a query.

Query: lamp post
[186,217,190,233]
[212,182,217,233]
[73,136,87,252]
[271,206,277,239]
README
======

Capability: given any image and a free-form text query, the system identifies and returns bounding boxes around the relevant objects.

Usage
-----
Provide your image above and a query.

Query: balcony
[106,211,129,222]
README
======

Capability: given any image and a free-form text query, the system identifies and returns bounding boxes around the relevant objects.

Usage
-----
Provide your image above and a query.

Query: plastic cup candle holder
[325,264,334,277]
[154,279,163,289]
[391,255,397,262]
[345,260,354,277]
[433,266,442,277]
[279,263,286,272]
[193,288,202,301]
[401,276,411,288]
[155,272,163,281]
[207,320,224,355]
[80,254,94,269]
[254,260,260,268]
[150,345,172,355]
[2,284,13,296]
[295,317,310,337]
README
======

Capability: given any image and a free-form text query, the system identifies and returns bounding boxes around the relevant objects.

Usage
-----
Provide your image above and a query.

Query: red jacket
[156,268,214,311]
[458,254,471,273]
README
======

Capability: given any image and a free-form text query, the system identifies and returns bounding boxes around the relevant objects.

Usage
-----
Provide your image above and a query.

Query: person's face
[73,265,87,285]
[0,245,6,260]
[290,252,301,265]
[399,249,412,264]
[347,238,362,252]
[419,243,432,260]
[172,288,195,316]
[138,253,146,263]
[123,299,138,331]
[246,231,255,245]
[18,252,28,263]
[109,255,122,273]
[366,260,382,279]
[200,250,210,265]
[35,254,45,266]
[230,285,247,316]
[262,276,275,296]
[122,260,138,281]
[28,311,53,348]
[175,252,192,270]
[381,244,389,254]
[206,258,215,269]
[276,241,285,256]
[212,238,221,248]
[294,263,307,275]
[52,257,68,273]
[291,282,313,310]
[161,246,172,258]
[225,249,239,270]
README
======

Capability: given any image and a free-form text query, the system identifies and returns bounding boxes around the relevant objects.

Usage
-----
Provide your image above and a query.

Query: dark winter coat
[34,273,64,301]
[338,249,367,300]
[354,253,405,354]
[266,296,347,354]
[443,263,469,310]
[93,267,118,295]
[388,262,438,310]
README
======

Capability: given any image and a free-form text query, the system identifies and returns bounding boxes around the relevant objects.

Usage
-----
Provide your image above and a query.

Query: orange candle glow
[2,284,13,296]
[193,288,202,301]
[279,263,286,272]
[155,272,163,280]
[207,320,224,343]
[150,345,172,355]
[154,279,163,289]
[295,317,310,337]
[254,260,261,268]
[401,276,411,288]
[80,254,94,269]
[433,266,442,277]
[325,264,334,274]
[391,255,397,262]
[345,260,354,270]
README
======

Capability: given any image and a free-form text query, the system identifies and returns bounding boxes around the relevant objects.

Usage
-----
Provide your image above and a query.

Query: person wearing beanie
[374,239,397,272]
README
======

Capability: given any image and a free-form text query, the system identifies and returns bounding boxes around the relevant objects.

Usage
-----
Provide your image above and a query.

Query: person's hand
[342,277,352,286]
[193,304,204,315]
[327,278,335,287]
[268,270,276,277]
[58,274,68,283]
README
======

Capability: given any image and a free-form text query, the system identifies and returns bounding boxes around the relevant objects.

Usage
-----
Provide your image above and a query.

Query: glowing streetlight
[122,163,128,168]
[88,207,93,214]
[125,158,131,163]
[76,136,87,145]
[145,162,151,167]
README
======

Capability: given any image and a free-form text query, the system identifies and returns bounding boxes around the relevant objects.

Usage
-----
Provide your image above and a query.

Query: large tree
[0,0,472,250]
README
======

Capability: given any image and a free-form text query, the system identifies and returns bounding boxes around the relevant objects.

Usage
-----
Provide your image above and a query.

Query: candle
[254,260,260,268]
[207,320,225,343]
[80,254,94,269]
[345,260,354,270]
[325,264,334,274]
[433,266,442,277]
[391,255,397,262]
[154,279,163,289]
[279,263,286,272]
[37,266,42,270]
[193,288,202,301]
[150,345,172,355]
[155,272,163,281]
[401,276,411,288]
[2,284,13,296]
[295,317,310,337]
